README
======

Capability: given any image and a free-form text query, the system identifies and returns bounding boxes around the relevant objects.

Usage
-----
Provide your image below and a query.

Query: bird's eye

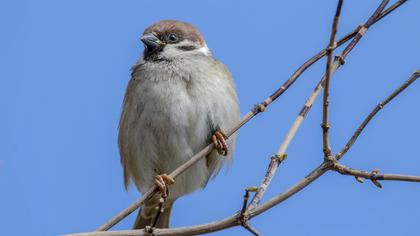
[167,33,179,43]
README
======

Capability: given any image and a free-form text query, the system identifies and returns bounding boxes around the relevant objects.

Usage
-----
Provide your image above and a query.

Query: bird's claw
[154,174,175,198]
[212,130,228,156]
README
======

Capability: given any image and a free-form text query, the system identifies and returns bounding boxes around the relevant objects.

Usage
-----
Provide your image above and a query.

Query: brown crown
[143,20,206,46]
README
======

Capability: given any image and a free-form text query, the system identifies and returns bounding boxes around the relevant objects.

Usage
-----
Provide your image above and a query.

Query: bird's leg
[212,128,228,156]
[149,174,174,229]
[154,174,175,198]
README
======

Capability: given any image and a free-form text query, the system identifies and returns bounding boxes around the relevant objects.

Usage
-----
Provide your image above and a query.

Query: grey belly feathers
[118,54,240,202]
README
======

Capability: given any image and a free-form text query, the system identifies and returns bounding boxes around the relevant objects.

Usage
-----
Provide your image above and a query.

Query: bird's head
[141,20,211,61]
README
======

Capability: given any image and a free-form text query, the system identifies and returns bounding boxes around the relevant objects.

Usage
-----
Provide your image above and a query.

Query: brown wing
[118,77,140,189]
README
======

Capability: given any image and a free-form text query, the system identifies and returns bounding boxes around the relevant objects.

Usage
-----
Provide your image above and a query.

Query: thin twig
[240,189,251,215]
[247,155,286,210]
[322,0,343,160]
[66,58,418,236]
[66,163,331,236]
[332,162,420,183]
[250,69,418,220]
[240,187,258,215]
[246,0,390,214]
[246,65,337,211]
[241,221,261,236]
[336,70,420,160]
[239,188,261,236]
[94,0,407,232]
[341,0,390,59]
[248,163,330,220]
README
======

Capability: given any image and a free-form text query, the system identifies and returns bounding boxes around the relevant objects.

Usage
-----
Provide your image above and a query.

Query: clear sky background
[1,0,419,235]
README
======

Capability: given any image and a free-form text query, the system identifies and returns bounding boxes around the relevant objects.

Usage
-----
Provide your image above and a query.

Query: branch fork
[239,188,261,236]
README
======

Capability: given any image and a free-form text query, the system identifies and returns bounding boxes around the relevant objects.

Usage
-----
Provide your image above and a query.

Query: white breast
[119,55,240,201]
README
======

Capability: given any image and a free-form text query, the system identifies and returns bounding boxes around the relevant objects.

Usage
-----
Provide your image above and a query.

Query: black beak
[141,33,164,51]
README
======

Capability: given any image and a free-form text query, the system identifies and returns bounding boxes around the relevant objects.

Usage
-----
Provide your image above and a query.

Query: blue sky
[1,0,420,235]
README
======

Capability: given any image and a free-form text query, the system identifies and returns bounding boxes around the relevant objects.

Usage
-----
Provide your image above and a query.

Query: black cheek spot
[177,45,197,51]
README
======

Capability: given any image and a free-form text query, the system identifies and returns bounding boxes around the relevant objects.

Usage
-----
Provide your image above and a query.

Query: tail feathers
[133,199,174,229]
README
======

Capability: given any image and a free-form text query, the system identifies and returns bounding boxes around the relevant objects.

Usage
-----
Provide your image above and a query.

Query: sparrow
[118,20,240,229]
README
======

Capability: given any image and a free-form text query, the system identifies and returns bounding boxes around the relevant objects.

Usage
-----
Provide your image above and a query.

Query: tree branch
[65,68,418,235]
[332,162,420,184]
[66,163,331,236]
[322,0,343,161]
[244,0,392,215]
[83,0,410,233]
[336,70,420,160]
[246,70,419,222]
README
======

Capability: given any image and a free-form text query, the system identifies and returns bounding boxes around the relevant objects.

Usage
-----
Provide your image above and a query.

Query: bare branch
[68,215,241,236]
[332,162,420,184]
[241,221,261,236]
[90,0,409,233]
[249,70,419,232]
[341,0,390,59]
[247,155,286,210]
[322,0,343,160]
[336,70,420,160]
[66,72,418,235]
[249,163,329,220]
[66,164,331,236]
[245,0,392,215]
[238,188,261,235]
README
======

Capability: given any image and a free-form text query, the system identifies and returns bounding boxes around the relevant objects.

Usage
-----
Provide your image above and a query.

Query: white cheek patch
[197,45,210,56]
[161,40,211,58]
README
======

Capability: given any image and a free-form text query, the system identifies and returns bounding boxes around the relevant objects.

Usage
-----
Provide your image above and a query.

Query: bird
[118,20,240,229]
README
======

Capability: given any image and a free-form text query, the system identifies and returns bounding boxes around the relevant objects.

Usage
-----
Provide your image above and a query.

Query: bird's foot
[154,174,175,198]
[212,129,228,156]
